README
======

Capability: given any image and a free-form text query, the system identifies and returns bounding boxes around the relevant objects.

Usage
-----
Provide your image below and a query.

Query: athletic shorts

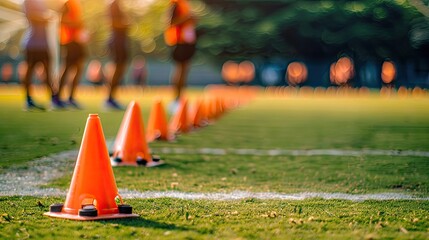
[63,41,86,65]
[25,49,50,65]
[172,43,196,62]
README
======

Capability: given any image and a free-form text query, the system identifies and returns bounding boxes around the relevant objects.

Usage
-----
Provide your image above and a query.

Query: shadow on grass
[102,216,213,235]
[104,217,185,230]
[153,156,215,170]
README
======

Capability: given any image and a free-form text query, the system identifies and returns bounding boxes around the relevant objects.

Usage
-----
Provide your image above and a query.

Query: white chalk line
[0,150,76,197]
[152,147,429,157]
[1,148,429,201]
[119,190,429,202]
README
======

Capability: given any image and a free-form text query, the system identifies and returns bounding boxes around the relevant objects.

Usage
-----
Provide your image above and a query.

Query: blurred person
[131,56,147,87]
[57,0,88,109]
[105,0,130,110]
[22,0,64,111]
[85,59,105,86]
[165,0,197,112]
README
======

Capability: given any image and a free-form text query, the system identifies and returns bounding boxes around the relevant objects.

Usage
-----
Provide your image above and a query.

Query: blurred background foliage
[1,0,429,66]
[199,0,429,64]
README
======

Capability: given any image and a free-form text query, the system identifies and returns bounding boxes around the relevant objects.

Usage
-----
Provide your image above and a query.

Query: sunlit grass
[1,85,429,239]
[0,196,428,240]
[47,154,429,195]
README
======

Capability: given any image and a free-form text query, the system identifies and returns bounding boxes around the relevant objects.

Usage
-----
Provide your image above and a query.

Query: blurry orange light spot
[238,61,255,83]
[104,61,115,82]
[1,63,13,82]
[86,60,103,84]
[222,61,239,84]
[336,57,352,73]
[17,61,27,82]
[381,60,396,84]
[35,63,46,83]
[286,61,307,86]
[330,56,354,85]
[222,60,255,84]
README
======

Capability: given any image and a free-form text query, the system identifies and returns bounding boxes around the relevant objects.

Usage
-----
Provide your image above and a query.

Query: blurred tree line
[82,0,429,65]
[1,0,429,67]
[197,0,429,65]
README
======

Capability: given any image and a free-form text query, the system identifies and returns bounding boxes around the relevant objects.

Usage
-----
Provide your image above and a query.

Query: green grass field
[1,85,429,239]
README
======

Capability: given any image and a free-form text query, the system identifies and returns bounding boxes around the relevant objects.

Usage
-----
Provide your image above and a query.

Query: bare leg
[104,62,126,110]
[23,61,45,110]
[23,61,35,98]
[58,63,72,98]
[172,61,190,100]
[69,60,84,100]
[42,58,55,96]
[109,62,126,99]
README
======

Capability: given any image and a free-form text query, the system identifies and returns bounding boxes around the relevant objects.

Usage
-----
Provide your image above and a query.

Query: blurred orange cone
[44,114,138,220]
[200,97,212,124]
[216,97,225,117]
[169,98,190,134]
[208,97,220,120]
[190,98,208,128]
[147,99,174,142]
[111,101,164,167]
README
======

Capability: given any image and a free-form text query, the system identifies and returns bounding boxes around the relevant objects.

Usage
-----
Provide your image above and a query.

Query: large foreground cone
[44,114,138,220]
[169,98,190,134]
[111,101,164,167]
[146,99,174,142]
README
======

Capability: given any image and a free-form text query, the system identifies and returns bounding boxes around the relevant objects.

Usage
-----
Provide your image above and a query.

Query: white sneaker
[168,100,180,114]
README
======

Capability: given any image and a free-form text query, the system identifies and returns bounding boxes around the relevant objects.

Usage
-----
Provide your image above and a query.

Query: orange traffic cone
[169,98,190,134]
[44,114,138,220]
[200,97,213,124]
[190,98,208,128]
[146,99,174,142]
[207,97,220,120]
[111,101,164,167]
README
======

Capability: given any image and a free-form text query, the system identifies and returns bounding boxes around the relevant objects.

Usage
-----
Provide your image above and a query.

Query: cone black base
[44,212,139,221]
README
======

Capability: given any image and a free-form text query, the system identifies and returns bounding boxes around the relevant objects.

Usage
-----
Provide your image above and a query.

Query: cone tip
[89,114,99,118]
[129,100,139,108]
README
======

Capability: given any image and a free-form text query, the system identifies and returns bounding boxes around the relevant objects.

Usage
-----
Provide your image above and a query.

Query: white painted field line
[119,190,429,202]
[1,148,429,201]
[154,147,429,157]
[0,150,75,197]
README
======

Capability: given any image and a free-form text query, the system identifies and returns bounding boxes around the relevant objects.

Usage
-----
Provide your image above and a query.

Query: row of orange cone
[111,95,234,167]
[44,86,255,221]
